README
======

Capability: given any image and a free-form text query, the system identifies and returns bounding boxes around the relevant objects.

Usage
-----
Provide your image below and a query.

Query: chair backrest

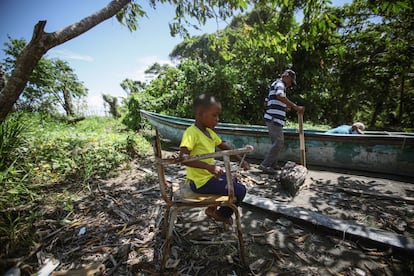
[152,127,254,205]
[152,128,172,204]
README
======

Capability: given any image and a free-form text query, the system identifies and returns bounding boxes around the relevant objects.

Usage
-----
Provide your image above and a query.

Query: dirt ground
[3,155,414,275]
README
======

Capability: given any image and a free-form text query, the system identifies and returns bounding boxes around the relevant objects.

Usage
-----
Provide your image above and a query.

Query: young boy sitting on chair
[179,94,250,225]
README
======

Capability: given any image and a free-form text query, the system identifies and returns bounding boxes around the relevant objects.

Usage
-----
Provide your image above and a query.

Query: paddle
[298,113,306,167]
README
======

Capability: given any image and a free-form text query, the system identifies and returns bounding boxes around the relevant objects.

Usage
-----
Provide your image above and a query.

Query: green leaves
[116,2,146,31]
[0,113,153,257]
[119,0,414,130]
[159,0,249,36]
[0,113,152,210]
[0,112,28,170]
[3,37,88,116]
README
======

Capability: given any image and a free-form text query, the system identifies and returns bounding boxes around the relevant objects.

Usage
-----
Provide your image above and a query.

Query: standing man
[259,69,305,173]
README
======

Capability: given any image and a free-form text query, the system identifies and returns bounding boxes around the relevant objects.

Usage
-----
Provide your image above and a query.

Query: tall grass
[0,112,28,170]
[0,113,152,257]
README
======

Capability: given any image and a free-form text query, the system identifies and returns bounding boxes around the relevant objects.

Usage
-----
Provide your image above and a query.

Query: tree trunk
[0,0,131,123]
[63,88,74,117]
[280,161,308,197]
[0,64,5,92]
[103,94,120,118]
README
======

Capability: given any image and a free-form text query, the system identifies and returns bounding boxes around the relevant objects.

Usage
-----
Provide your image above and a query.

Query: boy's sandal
[205,207,233,225]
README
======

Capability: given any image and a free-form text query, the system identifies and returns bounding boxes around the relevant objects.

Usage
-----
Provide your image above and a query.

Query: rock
[280,161,308,197]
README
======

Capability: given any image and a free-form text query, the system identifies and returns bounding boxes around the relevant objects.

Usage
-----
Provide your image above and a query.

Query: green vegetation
[2,37,88,116]
[0,113,151,256]
[1,0,413,257]
[2,1,412,131]
[0,0,412,270]
[121,0,413,132]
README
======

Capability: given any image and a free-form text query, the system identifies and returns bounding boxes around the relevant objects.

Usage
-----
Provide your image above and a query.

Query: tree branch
[0,0,132,122]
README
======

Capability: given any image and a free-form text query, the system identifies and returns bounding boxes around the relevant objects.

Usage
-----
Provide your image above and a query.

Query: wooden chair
[152,128,253,270]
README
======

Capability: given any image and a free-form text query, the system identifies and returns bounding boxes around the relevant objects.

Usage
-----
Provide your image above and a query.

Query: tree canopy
[2,37,87,116]
[0,0,249,122]
[123,0,414,131]
[1,0,412,130]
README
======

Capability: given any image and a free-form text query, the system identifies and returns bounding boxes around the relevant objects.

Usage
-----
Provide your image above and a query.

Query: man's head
[282,69,297,87]
[352,122,365,134]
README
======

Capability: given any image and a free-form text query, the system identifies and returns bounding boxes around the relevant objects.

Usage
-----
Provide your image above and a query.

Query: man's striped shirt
[264,78,286,127]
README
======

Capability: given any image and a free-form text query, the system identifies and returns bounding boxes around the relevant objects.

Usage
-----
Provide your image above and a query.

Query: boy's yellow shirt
[180,124,222,188]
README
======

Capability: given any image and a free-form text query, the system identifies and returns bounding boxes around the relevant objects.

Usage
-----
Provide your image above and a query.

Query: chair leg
[232,206,248,266]
[161,206,170,238]
[161,207,177,270]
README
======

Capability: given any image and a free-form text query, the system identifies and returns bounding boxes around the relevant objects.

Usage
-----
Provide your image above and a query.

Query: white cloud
[48,49,94,61]
[85,94,106,116]
[81,55,176,116]
[123,55,175,82]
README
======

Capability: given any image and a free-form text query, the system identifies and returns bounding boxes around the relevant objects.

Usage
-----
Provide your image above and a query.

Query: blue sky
[0,0,350,114]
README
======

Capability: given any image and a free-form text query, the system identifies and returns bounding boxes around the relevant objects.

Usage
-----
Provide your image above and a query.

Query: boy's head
[194,94,222,129]
[194,94,221,112]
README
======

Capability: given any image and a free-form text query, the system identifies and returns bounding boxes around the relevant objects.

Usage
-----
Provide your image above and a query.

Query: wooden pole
[298,113,306,167]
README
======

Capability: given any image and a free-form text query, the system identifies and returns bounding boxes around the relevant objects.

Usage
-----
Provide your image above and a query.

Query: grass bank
[0,113,152,261]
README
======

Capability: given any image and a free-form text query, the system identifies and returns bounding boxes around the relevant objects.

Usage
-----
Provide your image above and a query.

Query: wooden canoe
[140,110,414,178]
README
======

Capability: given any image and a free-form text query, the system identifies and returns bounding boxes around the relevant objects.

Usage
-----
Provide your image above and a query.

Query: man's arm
[276,94,305,114]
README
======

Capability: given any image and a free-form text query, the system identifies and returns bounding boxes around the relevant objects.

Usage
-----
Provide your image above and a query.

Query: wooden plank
[243,194,414,252]
[337,187,414,205]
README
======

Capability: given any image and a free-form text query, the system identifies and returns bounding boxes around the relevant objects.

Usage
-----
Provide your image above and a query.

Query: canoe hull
[141,110,414,178]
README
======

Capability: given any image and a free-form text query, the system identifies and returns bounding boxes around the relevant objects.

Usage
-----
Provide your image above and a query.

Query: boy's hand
[179,152,190,161]
[208,164,224,177]
[241,160,250,171]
